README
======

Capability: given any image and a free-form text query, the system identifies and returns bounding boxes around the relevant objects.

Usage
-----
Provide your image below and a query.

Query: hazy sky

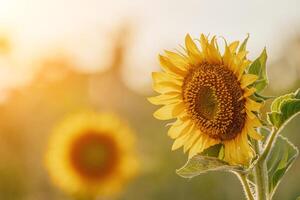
[0,0,300,93]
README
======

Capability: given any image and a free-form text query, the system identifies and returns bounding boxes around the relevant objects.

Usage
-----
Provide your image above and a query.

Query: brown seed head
[182,63,246,140]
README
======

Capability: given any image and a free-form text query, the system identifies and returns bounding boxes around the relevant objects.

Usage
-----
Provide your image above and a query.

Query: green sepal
[250,92,275,103]
[254,92,275,101]
[248,48,268,93]
[239,34,249,53]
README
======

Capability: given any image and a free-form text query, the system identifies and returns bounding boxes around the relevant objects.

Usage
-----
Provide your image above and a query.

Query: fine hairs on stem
[236,172,255,200]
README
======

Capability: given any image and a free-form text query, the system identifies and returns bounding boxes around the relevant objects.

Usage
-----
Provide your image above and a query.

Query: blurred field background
[0,0,300,199]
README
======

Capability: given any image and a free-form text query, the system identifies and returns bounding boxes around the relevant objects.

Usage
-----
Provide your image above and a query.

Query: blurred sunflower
[149,34,263,165]
[45,112,138,197]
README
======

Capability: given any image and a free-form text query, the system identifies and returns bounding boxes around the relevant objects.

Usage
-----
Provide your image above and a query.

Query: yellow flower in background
[45,112,138,197]
[149,34,263,166]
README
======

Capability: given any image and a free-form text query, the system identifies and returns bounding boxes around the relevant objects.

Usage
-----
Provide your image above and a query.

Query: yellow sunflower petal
[241,130,255,156]
[153,102,183,120]
[153,80,181,94]
[208,36,222,64]
[240,74,258,88]
[173,102,186,116]
[188,134,205,159]
[245,107,257,119]
[159,55,187,76]
[168,119,188,139]
[246,98,262,112]
[183,125,199,153]
[147,94,181,105]
[237,50,248,61]
[229,41,239,53]
[185,34,203,64]
[172,133,190,150]
[243,88,256,98]
[223,40,239,68]
[247,117,262,128]
[199,34,210,60]
[248,127,263,140]
[236,133,253,164]
[237,60,251,79]
[164,50,189,70]
[188,134,220,159]
[227,56,238,74]
[223,46,232,66]
[152,72,183,84]
[223,130,253,165]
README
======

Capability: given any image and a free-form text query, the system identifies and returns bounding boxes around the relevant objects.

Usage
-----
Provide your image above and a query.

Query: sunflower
[149,34,263,166]
[45,112,138,197]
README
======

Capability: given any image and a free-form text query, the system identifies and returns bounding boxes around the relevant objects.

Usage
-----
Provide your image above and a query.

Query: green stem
[237,173,255,200]
[253,126,282,200]
[254,138,269,200]
[258,127,278,162]
[253,121,288,200]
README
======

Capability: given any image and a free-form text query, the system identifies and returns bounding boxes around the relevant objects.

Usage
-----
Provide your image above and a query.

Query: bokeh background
[0,0,300,199]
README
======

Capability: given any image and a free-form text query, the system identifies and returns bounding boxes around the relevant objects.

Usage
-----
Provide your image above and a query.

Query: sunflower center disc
[196,86,218,120]
[182,64,246,140]
[69,131,119,180]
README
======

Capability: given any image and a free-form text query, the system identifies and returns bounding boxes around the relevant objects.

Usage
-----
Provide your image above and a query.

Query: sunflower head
[45,112,138,197]
[149,34,263,166]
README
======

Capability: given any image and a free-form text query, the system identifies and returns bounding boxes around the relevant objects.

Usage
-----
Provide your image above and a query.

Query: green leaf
[267,89,300,128]
[267,135,299,198]
[250,92,275,104]
[267,112,282,128]
[254,92,275,101]
[248,48,268,93]
[176,156,244,179]
[270,92,296,112]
